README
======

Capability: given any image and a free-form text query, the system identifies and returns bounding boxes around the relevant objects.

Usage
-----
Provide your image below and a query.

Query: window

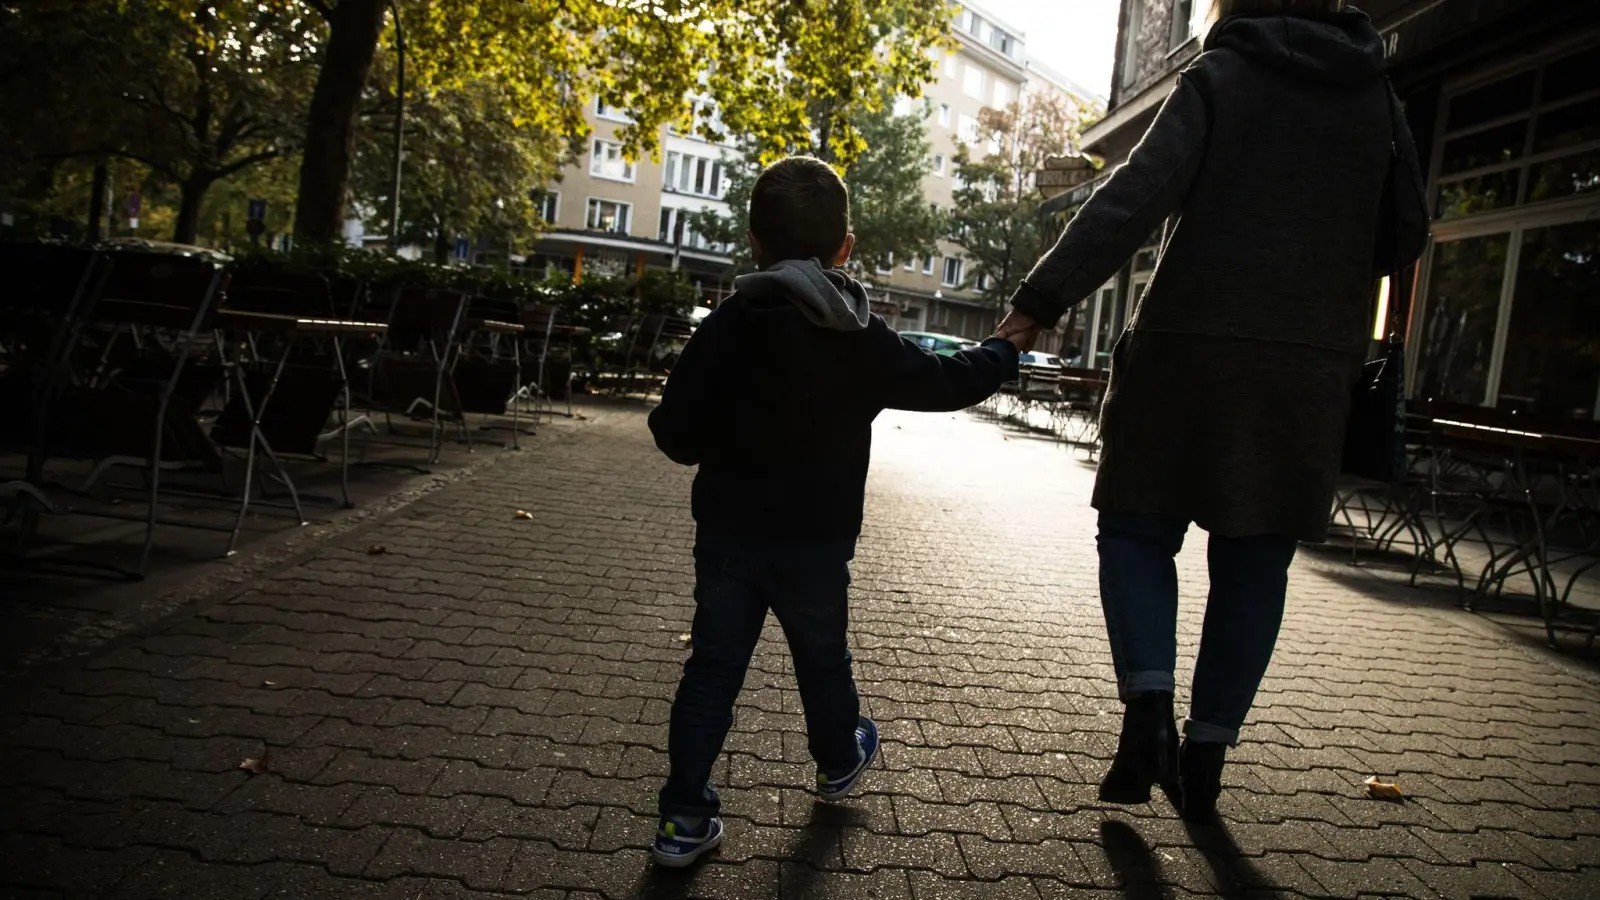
[535,191,559,224]
[977,272,991,291]
[904,256,916,271]
[938,104,951,128]
[992,81,1012,109]
[1120,1,1145,90]
[932,154,946,175]
[1433,45,1600,222]
[942,256,964,286]
[664,151,724,198]
[589,140,634,182]
[658,207,727,252]
[876,253,894,275]
[922,256,935,275]
[943,52,957,77]
[586,198,631,233]
[893,95,913,117]
[958,114,980,145]
[1170,0,1196,50]
[596,99,630,122]
[964,64,986,100]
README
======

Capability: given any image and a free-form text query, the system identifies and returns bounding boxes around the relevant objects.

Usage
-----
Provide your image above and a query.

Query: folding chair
[364,286,468,464]
[42,246,230,576]
[456,291,526,448]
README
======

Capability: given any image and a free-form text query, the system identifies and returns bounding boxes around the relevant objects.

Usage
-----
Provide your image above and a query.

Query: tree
[279,0,951,244]
[689,95,946,274]
[947,91,1098,322]
[347,66,572,262]
[0,1,316,243]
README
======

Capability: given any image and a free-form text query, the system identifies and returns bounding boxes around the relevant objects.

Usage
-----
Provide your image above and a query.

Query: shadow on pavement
[627,803,861,900]
[1100,815,1288,900]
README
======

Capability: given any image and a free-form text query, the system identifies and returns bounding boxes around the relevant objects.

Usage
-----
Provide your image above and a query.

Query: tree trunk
[293,0,387,244]
[173,171,212,245]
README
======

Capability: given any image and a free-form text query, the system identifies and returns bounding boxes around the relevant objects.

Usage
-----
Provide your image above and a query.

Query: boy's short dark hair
[748,156,851,267]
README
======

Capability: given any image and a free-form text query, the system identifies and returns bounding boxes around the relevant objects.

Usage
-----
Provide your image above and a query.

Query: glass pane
[1440,120,1528,175]
[1527,148,1600,202]
[1435,170,1520,220]
[1533,95,1600,154]
[1497,220,1600,417]
[658,208,671,242]
[1542,44,1600,104]
[1415,234,1510,406]
[1132,248,1158,273]
[1447,70,1536,131]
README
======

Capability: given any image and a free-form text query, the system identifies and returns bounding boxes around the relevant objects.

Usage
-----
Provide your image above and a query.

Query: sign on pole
[247,198,267,222]
[1034,155,1100,200]
[125,191,142,230]
[454,236,471,262]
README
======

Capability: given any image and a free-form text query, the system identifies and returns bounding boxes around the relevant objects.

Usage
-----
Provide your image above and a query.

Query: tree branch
[214,148,280,179]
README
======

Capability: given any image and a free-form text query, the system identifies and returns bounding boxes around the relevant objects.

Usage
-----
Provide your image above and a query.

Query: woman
[997,0,1428,820]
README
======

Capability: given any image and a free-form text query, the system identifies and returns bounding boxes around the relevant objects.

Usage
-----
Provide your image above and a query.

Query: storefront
[1406,39,1600,417]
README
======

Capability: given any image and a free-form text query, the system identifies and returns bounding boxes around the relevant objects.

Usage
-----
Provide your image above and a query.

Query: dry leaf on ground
[366,544,387,555]
[239,756,269,774]
[1364,776,1403,800]
[514,510,534,520]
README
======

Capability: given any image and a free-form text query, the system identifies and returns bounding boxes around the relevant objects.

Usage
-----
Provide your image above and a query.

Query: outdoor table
[1418,409,1600,646]
[212,308,388,534]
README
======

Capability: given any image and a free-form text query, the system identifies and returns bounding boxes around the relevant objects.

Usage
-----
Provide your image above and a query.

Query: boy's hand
[1002,327,1040,353]
[996,308,1040,353]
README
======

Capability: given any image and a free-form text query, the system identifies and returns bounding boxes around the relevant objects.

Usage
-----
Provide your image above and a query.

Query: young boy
[647,155,1025,867]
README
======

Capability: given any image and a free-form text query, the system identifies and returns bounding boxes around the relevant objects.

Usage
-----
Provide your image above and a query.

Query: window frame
[941,256,964,287]
[963,64,986,101]
[589,139,636,183]
[537,191,560,225]
[585,196,633,234]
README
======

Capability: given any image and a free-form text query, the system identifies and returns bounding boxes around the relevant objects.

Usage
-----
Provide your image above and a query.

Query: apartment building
[1059,0,1600,417]
[513,2,1098,342]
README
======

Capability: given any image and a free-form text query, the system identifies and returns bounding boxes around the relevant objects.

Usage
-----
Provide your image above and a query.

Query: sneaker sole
[651,831,723,868]
[816,738,880,802]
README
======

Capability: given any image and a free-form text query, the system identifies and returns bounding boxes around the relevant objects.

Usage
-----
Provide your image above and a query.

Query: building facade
[515,1,1101,344]
[1056,0,1600,413]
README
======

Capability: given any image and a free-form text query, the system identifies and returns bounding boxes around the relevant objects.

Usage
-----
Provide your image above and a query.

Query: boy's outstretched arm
[647,308,726,465]
[874,322,1021,413]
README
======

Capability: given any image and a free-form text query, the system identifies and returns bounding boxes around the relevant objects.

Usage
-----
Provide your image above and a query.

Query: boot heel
[1098,692,1179,805]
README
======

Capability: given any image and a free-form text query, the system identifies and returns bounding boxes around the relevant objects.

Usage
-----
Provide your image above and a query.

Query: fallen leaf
[263,680,277,687]
[240,755,269,774]
[677,633,692,644]
[366,544,387,555]
[1364,776,1403,800]
[514,510,534,520]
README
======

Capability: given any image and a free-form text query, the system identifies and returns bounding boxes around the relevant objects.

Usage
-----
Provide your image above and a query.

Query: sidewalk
[2,405,1597,899]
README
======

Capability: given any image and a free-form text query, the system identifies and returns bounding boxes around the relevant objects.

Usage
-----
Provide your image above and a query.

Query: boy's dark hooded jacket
[649,258,1019,543]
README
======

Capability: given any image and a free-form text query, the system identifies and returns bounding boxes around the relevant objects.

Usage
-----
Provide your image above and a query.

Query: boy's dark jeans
[659,535,861,820]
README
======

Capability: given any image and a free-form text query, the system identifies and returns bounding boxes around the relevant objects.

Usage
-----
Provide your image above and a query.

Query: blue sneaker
[651,816,724,868]
[815,716,879,801]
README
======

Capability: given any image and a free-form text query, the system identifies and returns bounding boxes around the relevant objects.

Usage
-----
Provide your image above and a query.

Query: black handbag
[1342,80,1423,483]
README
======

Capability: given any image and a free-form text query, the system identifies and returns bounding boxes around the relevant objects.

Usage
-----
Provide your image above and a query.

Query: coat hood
[1204,8,1385,85]
[733,258,872,332]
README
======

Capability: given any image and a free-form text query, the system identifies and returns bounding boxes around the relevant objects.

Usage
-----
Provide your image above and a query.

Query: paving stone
[4,406,1600,899]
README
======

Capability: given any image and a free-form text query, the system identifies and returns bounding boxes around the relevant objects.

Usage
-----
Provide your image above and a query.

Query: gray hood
[733,258,872,332]
[1205,8,1384,86]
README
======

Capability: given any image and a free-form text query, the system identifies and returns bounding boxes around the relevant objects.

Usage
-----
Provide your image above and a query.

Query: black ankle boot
[1179,739,1227,822]
[1098,692,1179,804]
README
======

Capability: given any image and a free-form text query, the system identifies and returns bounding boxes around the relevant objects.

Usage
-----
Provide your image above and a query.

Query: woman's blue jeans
[1096,511,1298,745]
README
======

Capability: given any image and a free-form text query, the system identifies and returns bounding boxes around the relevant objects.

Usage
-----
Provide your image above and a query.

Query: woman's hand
[996,309,1041,352]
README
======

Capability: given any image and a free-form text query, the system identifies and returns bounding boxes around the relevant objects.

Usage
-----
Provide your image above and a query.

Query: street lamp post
[388,0,405,257]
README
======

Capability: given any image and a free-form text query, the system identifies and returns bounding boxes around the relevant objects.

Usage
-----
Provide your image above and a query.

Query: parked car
[1020,351,1065,368]
[900,331,978,357]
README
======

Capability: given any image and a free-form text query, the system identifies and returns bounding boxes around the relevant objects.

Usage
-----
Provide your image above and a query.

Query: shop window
[1495,220,1600,416]
[1414,234,1511,405]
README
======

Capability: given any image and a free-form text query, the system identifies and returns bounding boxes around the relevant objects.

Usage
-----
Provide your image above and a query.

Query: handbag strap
[1381,77,1409,343]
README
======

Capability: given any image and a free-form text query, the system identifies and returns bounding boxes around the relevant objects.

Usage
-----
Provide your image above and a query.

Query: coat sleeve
[1009,72,1212,328]
[647,307,726,465]
[873,322,1021,413]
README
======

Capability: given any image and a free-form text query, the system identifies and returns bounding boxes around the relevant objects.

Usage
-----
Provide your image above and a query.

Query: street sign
[247,198,267,222]
[125,191,141,229]
[1035,154,1100,199]
[454,236,470,261]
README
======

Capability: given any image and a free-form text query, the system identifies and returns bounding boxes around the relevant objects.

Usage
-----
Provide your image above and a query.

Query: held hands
[995,309,1041,353]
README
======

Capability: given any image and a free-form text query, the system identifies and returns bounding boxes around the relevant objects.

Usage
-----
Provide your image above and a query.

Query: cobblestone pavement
[3,405,1598,899]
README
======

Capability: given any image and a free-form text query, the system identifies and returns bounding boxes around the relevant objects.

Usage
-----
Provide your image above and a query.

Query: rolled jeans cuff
[1118,670,1175,701]
[1183,717,1239,747]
